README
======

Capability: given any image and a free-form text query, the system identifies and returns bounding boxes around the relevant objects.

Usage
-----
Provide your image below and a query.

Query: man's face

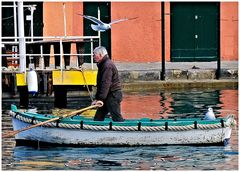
[94,53,102,63]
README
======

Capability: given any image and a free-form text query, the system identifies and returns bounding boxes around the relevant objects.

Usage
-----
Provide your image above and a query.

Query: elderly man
[91,46,124,122]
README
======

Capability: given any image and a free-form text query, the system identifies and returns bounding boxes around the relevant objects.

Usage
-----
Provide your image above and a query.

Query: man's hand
[91,100,104,107]
[91,100,97,105]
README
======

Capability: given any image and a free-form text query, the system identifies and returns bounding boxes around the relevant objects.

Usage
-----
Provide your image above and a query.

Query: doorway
[171,2,219,62]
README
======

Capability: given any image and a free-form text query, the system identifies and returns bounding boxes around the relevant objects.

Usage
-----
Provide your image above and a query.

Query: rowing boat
[8,104,235,146]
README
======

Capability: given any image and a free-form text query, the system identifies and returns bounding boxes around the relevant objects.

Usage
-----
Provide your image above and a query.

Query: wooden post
[216,2,221,80]
[11,73,17,96]
[54,86,67,108]
[47,73,53,96]
[161,2,165,80]
[18,86,29,108]
[43,72,48,95]
[38,72,44,95]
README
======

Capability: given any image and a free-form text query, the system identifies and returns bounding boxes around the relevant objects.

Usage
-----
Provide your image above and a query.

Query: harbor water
[2,88,238,170]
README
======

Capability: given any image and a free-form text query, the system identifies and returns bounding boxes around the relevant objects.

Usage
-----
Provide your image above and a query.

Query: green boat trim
[11,104,226,128]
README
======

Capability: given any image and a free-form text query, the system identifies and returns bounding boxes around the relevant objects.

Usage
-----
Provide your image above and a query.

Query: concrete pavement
[114,61,238,81]
[115,61,238,71]
[82,61,238,81]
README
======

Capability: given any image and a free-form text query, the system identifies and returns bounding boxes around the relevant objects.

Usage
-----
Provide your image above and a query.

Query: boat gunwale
[10,105,227,128]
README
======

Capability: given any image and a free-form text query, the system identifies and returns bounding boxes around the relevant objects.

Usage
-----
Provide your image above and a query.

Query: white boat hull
[12,118,232,146]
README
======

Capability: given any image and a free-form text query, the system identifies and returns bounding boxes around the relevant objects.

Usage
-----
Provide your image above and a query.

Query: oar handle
[2,103,103,138]
[62,103,102,118]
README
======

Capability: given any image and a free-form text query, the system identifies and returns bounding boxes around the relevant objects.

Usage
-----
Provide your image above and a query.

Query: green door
[171,2,219,62]
[83,2,111,62]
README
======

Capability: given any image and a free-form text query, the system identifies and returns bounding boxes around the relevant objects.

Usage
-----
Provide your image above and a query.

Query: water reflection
[122,89,238,121]
[2,88,238,170]
[10,141,238,170]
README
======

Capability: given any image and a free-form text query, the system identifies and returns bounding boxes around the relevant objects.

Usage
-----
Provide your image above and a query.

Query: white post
[98,7,101,46]
[13,1,18,60]
[63,3,67,37]
[13,2,17,43]
[91,38,93,70]
[30,6,35,42]
[40,45,44,69]
[18,1,26,73]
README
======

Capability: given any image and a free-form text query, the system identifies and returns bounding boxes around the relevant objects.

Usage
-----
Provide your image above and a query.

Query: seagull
[78,14,137,32]
[204,107,216,120]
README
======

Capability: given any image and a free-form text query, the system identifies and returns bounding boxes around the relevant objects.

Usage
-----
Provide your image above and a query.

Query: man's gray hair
[93,46,108,57]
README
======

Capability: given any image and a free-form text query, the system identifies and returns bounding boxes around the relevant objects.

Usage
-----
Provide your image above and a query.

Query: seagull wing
[91,24,100,31]
[204,112,210,120]
[91,24,106,32]
[109,18,128,25]
[204,111,216,120]
[78,14,105,25]
[109,17,138,25]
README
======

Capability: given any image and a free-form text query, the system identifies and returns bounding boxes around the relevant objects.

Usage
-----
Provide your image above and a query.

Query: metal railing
[2,1,102,84]
[2,36,100,70]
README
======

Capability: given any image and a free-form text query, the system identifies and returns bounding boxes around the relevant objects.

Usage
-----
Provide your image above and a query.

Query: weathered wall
[43,2,83,36]
[111,2,162,62]
[220,2,238,61]
[43,2,238,62]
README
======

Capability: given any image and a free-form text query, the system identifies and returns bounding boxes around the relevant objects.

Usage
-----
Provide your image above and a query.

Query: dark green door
[171,2,219,62]
[83,2,111,62]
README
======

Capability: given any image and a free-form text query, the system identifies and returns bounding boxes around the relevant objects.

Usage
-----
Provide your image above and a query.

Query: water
[2,88,238,170]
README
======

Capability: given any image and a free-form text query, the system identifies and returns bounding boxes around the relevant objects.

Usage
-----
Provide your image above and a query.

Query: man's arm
[96,66,113,101]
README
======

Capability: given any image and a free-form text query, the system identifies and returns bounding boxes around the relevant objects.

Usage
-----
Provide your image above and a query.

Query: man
[91,46,124,122]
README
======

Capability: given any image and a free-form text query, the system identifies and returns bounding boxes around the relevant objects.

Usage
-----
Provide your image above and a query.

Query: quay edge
[122,80,238,92]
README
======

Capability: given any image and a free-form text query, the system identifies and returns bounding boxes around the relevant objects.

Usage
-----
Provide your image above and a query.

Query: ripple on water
[2,89,238,170]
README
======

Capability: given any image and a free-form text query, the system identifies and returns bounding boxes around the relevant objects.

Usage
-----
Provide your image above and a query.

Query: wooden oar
[2,102,103,138]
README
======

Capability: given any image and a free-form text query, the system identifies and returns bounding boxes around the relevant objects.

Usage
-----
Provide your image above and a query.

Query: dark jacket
[95,55,121,101]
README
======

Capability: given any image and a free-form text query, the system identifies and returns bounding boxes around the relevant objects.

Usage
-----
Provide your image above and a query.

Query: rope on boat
[10,111,231,132]
[167,125,195,131]
[112,126,144,131]
[198,123,222,129]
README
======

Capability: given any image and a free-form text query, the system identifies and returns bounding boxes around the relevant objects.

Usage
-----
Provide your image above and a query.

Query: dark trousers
[94,90,124,122]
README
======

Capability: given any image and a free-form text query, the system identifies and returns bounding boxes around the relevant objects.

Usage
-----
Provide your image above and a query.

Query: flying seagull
[204,107,216,120]
[78,14,137,32]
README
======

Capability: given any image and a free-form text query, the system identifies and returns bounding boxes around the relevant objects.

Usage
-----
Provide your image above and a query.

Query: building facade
[1,2,238,111]
[2,2,238,64]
